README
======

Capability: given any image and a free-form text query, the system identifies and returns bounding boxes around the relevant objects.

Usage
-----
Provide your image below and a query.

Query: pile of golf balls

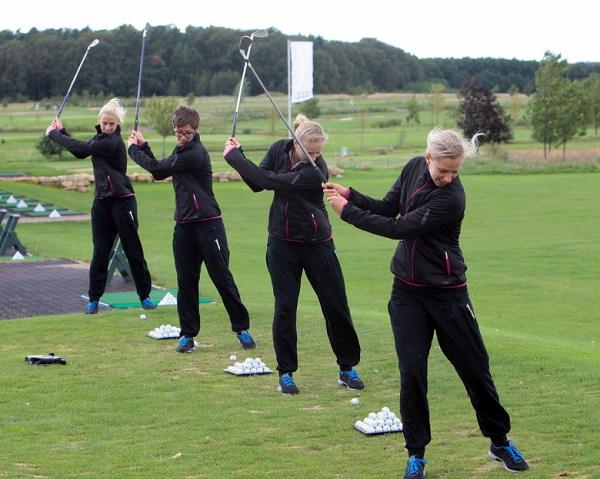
[354,406,403,434]
[147,324,180,339]
[225,357,272,375]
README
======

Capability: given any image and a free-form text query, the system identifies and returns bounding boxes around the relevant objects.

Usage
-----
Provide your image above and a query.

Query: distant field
[1,93,600,176]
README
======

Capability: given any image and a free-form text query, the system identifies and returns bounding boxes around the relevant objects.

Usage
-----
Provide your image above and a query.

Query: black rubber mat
[0,259,135,319]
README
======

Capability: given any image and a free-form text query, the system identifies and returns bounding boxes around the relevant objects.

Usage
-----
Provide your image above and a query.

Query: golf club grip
[246,62,327,182]
[231,111,239,137]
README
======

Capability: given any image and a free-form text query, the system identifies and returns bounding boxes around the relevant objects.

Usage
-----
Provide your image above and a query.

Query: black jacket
[224,139,332,243]
[341,156,468,288]
[48,125,134,198]
[128,134,221,223]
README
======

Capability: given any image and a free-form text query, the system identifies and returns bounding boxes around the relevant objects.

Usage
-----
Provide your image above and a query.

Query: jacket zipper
[405,179,429,214]
[107,175,113,191]
[311,213,317,234]
[192,193,199,211]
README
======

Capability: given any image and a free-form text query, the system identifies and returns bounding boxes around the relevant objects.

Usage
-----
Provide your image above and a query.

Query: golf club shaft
[57,47,93,118]
[134,29,148,131]
[231,61,249,137]
[232,39,256,137]
[245,61,327,182]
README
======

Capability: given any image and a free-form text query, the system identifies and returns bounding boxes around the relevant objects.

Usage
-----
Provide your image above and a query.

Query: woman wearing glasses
[46,98,155,314]
[128,106,255,353]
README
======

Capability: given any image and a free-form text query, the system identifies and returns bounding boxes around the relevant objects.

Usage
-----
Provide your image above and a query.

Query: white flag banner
[290,41,313,104]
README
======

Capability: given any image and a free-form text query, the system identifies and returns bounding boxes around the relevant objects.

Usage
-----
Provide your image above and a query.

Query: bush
[36,135,65,158]
[298,98,321,119]
[372,118,402,128]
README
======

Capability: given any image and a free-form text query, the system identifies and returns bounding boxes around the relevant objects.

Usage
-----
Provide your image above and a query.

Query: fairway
[1,171,599,478]
[2,94,600,179]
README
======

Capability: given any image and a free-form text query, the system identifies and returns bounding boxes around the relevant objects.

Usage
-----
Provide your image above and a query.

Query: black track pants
[388,279,511,456]
[88,197,152,301]
[266,237,361,374]
[173,219,249,338]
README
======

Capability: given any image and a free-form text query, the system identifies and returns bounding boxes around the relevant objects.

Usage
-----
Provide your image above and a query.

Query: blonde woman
[224,114,364,395]
[46,98,155,314]
[324,129,529,478]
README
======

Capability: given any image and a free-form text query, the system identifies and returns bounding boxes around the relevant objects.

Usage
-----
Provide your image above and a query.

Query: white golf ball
[139,314,146,320]
[351,397,360,406]
[229,354,237,361]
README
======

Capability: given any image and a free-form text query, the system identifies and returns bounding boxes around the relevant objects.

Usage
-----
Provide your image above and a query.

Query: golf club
[57,38,100,118]
[242,57,327,182]
[231,29,268,137]
[133,25,149,131]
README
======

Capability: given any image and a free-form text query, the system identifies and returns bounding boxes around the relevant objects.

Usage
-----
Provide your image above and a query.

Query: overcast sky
[1,0,598,63]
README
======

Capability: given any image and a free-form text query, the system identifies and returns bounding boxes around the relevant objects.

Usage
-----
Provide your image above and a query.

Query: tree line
[454,53,600,159]
[2,25,600,101]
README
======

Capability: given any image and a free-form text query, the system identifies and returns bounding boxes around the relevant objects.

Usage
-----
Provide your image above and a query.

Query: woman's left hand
[324,187,348,215]
[45,117,62,136]
[224,137,241,157]
[128,130,145,147]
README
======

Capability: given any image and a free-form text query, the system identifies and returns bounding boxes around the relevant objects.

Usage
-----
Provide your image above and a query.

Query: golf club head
[88,38,100,49]
[250,29,268,40]
[239,30,267,59]
[239,36,253,59]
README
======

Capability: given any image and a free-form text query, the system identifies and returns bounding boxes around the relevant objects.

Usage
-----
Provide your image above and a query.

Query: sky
[1,0,598,63]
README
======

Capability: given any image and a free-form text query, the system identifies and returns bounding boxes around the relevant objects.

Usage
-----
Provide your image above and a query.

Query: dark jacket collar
[95,124,122,135]
[175,132,200,152]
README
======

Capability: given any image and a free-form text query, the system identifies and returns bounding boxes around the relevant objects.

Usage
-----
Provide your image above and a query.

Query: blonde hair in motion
[426,128,480,161]
[98,98,126,124]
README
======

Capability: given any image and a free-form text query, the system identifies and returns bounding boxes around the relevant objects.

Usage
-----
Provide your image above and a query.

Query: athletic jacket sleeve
[232,146,265,193]
[48,129,117,159]
[128,143,202,181]
[341,189,464,239]
[347,174,403,218]
[224,147,322,190]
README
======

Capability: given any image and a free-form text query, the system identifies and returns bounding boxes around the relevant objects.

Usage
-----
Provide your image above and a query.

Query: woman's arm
[327,188,463,240]
[128,130,193,181]
[224,139,322,190]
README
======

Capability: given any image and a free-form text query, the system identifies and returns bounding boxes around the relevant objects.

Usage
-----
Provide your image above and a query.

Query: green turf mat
[96,289,215,309]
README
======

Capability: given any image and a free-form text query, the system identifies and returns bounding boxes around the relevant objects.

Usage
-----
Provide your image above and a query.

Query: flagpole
[287,39,292,139]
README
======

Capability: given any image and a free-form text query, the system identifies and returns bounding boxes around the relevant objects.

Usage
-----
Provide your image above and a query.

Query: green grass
[1,171,599,478]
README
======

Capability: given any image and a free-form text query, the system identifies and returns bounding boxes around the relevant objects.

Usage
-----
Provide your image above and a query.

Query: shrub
[36,135,65,158]
[372,118,401,128]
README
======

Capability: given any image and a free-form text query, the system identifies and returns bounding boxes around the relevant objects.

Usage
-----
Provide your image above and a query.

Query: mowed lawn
[0,171,599,478]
